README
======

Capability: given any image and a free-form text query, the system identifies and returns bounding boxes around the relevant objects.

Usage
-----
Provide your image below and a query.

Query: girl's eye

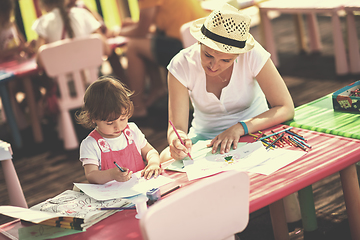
[222,59,231,63]
[106,122,113,125]
[205,53,212,58]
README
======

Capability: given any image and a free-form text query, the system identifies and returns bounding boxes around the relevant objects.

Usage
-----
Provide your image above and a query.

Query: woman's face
[200,44,238,77]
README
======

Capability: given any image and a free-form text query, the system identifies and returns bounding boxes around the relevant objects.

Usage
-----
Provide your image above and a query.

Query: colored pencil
[169,120,194,160]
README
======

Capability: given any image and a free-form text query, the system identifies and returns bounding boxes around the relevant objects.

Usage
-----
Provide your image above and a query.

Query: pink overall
[89,125,145,172]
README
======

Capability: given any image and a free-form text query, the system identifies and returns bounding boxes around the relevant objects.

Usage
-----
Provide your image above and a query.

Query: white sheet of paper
[183,141,306,180]
[74,172,174,201]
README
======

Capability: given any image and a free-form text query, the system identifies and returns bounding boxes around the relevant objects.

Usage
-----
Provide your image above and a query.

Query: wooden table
[258,0,348,75]
[1,125,360,240]
[0,57,41,148]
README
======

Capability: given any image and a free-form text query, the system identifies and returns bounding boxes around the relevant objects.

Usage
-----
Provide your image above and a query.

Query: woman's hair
[76,76,134,129]
[40,0,75,38]
[0,0,14,28]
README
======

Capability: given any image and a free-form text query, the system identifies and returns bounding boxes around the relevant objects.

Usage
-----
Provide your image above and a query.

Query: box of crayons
[332,80,360,113]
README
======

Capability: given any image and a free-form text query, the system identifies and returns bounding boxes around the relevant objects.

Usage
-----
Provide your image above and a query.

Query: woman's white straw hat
[190,3,255,54]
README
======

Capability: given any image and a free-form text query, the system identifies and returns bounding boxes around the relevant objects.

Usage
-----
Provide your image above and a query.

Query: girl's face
[200,44,238,77]
[94,115,129,138]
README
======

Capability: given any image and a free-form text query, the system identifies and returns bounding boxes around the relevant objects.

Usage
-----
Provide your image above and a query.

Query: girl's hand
[141,163,161,180]
[169,138,192,160]
[207,123,243,154]
[110,167,133,182]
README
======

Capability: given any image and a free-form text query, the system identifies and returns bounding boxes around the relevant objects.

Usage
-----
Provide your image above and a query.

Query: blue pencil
[114,161,125,172]
[97,207,135,210]
[259,127,293,141]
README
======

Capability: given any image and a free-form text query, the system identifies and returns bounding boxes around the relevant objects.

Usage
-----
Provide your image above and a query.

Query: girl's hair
[40,0,75,38]
[76,76,134,129]
[0,0,14,28]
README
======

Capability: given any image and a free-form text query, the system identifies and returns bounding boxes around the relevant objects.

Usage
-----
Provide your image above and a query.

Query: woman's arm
[208,58,294,154]
[245,58,295,132]
[167,72,192,160]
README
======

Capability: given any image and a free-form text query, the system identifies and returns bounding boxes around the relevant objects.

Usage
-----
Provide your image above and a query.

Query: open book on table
[0,190,132,231]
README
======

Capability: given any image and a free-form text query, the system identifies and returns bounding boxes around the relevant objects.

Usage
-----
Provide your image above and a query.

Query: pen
[97,207,136,210]
[169,120,194,160]
[161,185,181,197]
[114,161,125,172]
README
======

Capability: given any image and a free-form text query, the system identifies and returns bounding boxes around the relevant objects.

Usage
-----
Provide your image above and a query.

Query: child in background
[32,0,111,60]
[76,76,161,184]
[0,0,35,63]
[0,0,36,130]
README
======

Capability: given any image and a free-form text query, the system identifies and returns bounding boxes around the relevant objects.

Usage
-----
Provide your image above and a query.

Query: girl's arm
[141,143,161,179]
[167,72,193,160]
[208,58,294,154]
[84,164,132,184]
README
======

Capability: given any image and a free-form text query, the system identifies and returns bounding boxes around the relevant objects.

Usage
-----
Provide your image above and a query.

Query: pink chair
[258,0,348,76]
[38,35,104,150]
[0,140,27,208]
[140,170,250,240]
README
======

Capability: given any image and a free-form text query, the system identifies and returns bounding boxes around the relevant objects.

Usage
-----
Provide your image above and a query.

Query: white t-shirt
[167,41,271,139]
[79,122,147,167]
[32,7,101,43]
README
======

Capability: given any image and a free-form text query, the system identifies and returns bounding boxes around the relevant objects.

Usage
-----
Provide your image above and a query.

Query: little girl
[76,76,161,184]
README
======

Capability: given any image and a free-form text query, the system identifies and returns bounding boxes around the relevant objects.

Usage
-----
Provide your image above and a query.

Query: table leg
[306,13,322,52]
[1,159,27,208]
[269,199,289,240]
[339,164,360,240]
[21,77,43,143]
[346,11,360,74]
[331,11,349,75]
[293,14,308,53]
[259,9,279,66]
[0,85,22,148]
[298,185,318,232]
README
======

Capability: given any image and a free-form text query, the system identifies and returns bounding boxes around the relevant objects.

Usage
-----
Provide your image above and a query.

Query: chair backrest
[140,170,250,240]
[180,21,197,48]
[38,35,103,107]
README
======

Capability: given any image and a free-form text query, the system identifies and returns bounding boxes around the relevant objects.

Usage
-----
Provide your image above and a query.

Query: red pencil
[169,120,194,160]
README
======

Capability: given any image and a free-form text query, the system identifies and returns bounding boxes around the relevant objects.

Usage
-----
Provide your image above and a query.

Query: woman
[160,3,294,162]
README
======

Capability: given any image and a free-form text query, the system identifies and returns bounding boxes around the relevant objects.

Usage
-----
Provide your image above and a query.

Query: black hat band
[201,25,246,48]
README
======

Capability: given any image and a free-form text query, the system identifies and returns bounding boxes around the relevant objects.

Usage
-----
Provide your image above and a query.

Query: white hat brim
[190,17,255,54]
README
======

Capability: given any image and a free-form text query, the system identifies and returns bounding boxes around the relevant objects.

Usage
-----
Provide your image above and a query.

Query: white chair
[180,21,198,48]
[38,35,104,150]
[140,170,250,240]
[0,140,27,208]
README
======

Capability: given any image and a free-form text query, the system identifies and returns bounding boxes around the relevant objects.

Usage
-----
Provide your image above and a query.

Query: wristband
[239,121,248,135]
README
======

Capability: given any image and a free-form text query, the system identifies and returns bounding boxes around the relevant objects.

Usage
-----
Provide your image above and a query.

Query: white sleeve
[79,136,100,166]
[246,41,271,77]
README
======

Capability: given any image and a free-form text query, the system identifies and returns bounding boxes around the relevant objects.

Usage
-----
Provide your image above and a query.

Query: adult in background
[117,0,208,118]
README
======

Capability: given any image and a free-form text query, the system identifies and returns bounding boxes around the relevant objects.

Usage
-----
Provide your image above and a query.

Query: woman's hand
[207,123,243,154]
[141,163,161,180]
[170,138,192,160]
[110,167,133,182]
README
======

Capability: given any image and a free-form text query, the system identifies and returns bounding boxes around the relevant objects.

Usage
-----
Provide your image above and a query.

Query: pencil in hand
[114,161,126,172]
[169,120,194,160]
